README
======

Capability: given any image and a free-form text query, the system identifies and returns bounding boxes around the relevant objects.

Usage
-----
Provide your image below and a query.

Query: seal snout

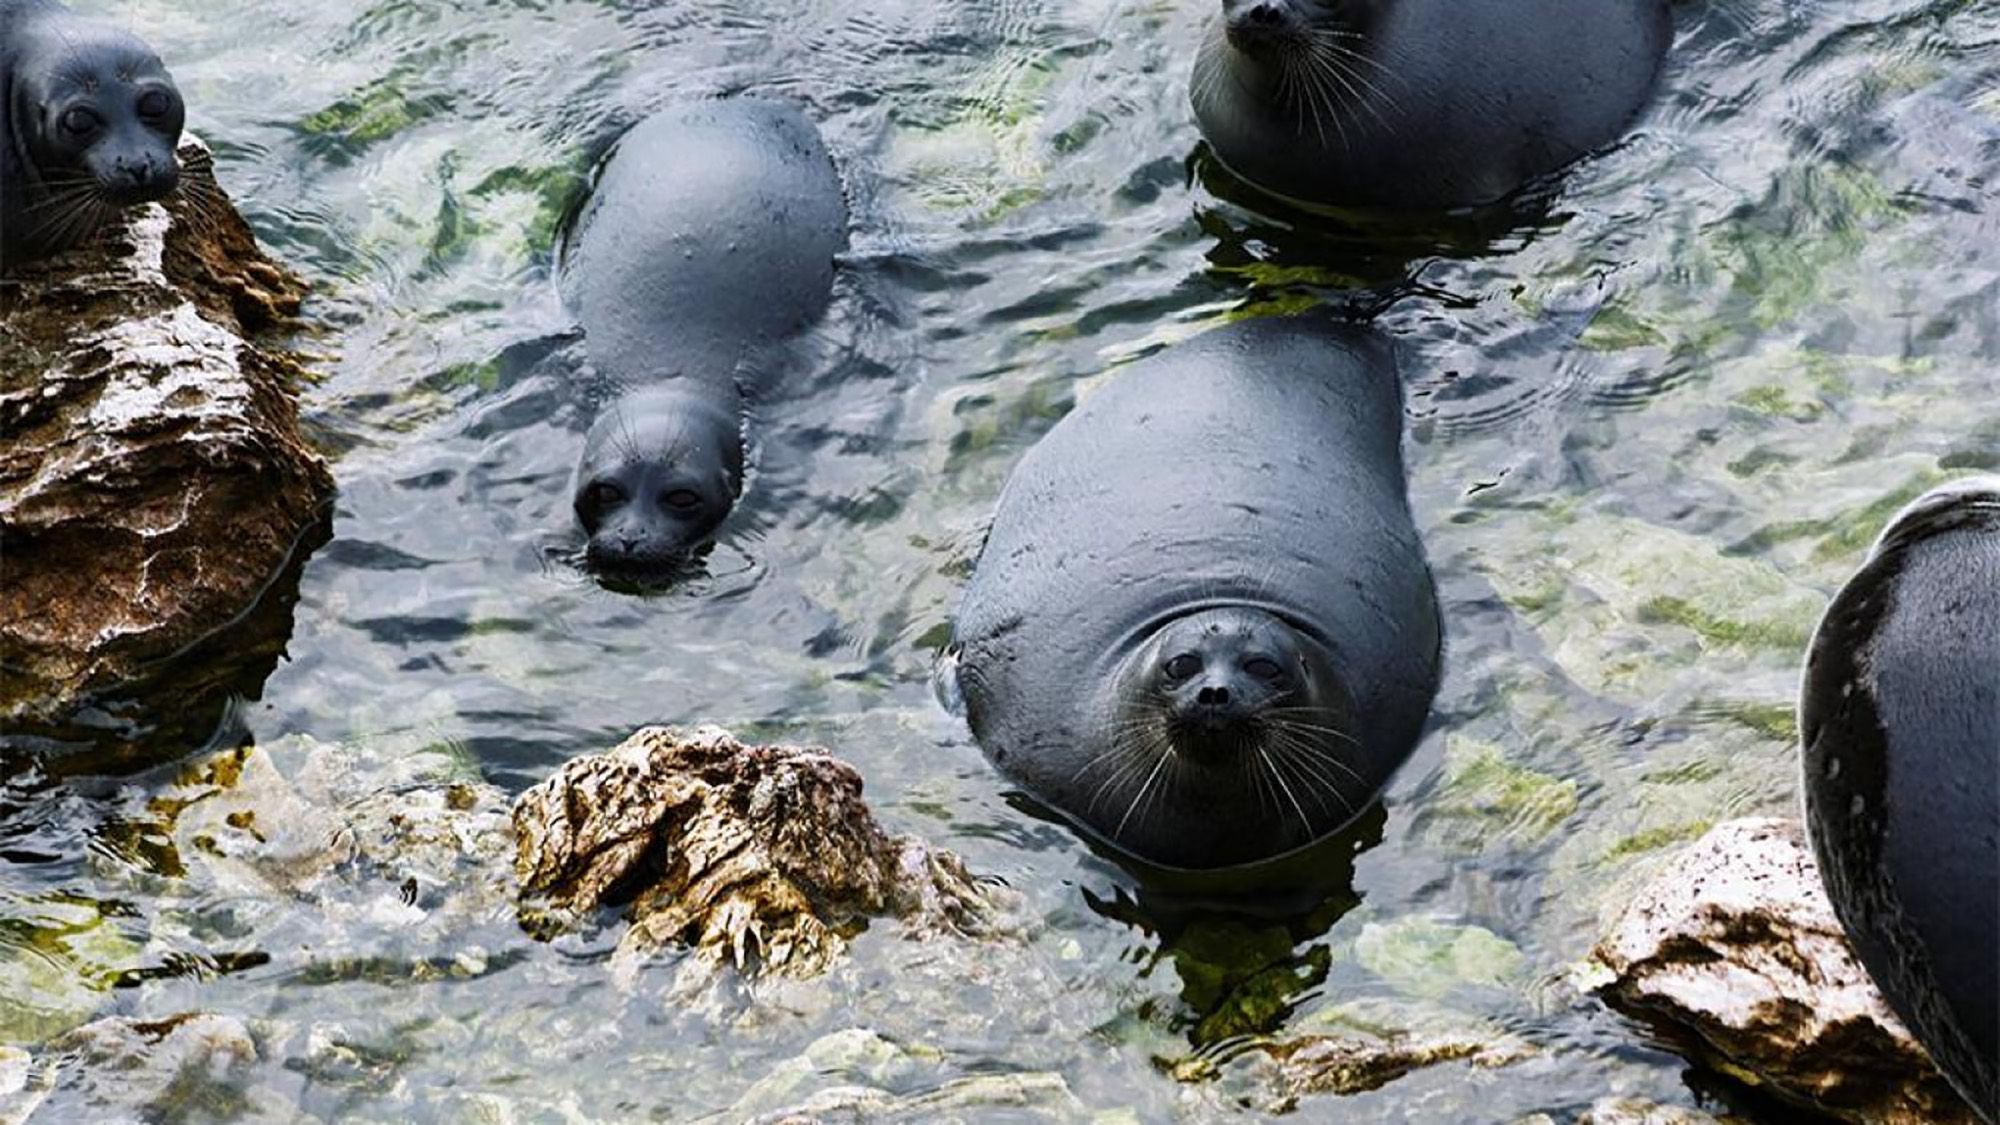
[97,151,180,205]
[1223,0,1305,53]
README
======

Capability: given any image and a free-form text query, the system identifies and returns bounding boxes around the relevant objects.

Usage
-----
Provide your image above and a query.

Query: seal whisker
[1263,729,1356,817]
[1112,742,1177,841]
[1302,39,1398,136]
[1255,742,1320,837]
[1266,724,1371,792]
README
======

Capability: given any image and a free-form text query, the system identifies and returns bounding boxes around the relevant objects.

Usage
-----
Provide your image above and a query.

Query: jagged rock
[1587,818,1979,1125]
[512,725,1004,983]
[0,140,330,751]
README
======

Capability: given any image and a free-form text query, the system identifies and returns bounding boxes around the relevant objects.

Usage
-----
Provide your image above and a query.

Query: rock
[1578,1098,1739,1125]
[0,1045,52,1125]
[0,140,331,752]
[1170,994,1538,1114]
[512,726,1004,984]
[726,1071,1085,1124]
[28,1014,261,1123]
[150,738,519,957]
[1587,817,1980,1125]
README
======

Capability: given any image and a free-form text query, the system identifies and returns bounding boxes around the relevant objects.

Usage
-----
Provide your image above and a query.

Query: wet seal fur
[559,98,847,586]
[1190,0,1672,209]
[948,316,1442,870]
[1800,477,1999,1122]
[1,0,184,266]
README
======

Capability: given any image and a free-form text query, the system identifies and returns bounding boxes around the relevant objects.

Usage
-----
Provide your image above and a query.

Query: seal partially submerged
[1190,0,1672,209]
[559,98,847,587]
[948,316,1442,871]
[1801,477,1999,1122]
[1,0,185,266]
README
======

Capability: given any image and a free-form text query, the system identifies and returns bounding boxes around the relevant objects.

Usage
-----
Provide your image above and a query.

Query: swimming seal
[1,0,185,266]
[948,316,1442,870]
[1190,0,1672,209]
[559,98,847,585]
[1800,477,1999,1122]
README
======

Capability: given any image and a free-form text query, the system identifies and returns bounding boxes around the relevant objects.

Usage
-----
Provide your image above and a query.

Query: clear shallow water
[3,0,1997,1120]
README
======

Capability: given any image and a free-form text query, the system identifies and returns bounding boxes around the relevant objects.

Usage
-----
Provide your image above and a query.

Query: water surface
[4,0,1997,1120]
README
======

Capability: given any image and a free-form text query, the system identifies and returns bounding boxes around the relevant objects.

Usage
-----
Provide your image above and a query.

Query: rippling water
[3,0,1997,1120]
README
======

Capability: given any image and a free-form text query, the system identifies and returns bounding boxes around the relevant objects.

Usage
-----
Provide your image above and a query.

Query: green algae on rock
[512,726,1008,985]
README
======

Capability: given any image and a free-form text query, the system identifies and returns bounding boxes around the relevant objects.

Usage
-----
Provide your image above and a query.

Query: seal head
[3,7,184,262]
[1083,606,1362,866]
[572,386,744,586]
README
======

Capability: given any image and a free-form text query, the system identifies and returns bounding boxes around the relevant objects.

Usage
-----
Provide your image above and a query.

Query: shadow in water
[1189,144,1572,314]
[1071,801,1391,1049]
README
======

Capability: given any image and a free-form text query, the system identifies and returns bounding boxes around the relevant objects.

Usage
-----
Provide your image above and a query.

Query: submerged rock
[1587,818,1979,1125]
[0,140,330,753]
[1171,997,1537,1115]
[512,726,1004,983]
[25,1014,261,1124]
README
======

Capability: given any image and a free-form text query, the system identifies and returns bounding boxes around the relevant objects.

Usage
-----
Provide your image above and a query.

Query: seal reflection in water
[1190,0,1671,209]
[1801,478,1999,1123]
[949,316,1442,871]
[559,99,847,587]
[0,0,185,266]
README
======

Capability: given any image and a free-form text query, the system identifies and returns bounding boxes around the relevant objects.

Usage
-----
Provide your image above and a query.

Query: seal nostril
[1198,685,1231,706]
[1247,3,1282,24]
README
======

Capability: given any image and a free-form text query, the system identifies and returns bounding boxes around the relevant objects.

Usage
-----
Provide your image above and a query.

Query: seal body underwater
[1,0,185,266]
[559,98,847,586]
[949,316,1442,871]
[1800,477,1999,1122]
[1190,0,1672,209]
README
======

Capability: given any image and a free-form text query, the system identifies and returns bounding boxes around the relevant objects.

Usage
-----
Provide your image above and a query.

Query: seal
[1,0,185,266]
[559,98,847,585]
[1190,0,1672,209]
[948,316,1442,871]
[1800,477,1999,1122]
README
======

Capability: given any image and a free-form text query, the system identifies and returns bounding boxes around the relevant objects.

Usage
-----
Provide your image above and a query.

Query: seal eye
[662,489,702,514]
[60,107,101,136]
[1164,653,1202,681]
[136,89,173,120]
[585,481,626,510]
[1244,656,1284,681]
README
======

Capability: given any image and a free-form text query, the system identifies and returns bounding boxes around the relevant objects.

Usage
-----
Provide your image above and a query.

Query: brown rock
[0,141,330,751]
[512,726,1002,981]
[1588,817,1979,1125]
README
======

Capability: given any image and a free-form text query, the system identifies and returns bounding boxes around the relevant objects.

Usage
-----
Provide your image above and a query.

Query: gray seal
[1800,477,1999,1122]
[949,316,1442,871]
[559,98,847,586]
[1190,0,1671,209]
[1,0,185,266]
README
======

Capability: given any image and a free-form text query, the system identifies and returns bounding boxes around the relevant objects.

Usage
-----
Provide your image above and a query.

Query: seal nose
[1197,684,1232,707]
[1226,0,1297,49]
